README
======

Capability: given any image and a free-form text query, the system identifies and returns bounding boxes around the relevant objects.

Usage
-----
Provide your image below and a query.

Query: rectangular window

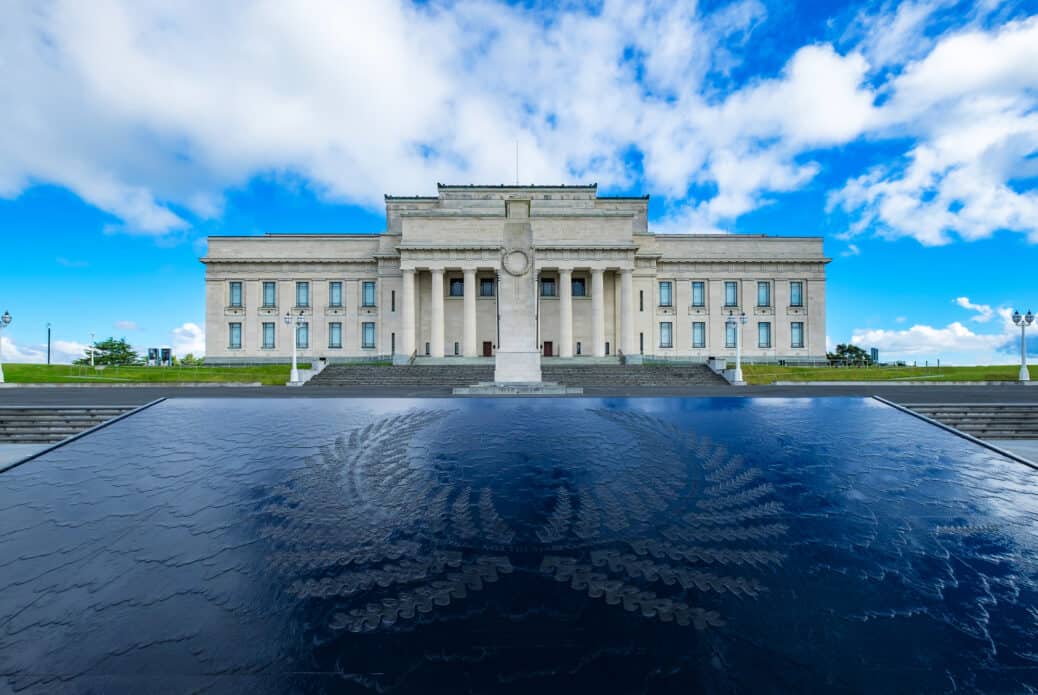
[659,281,673,307]
[659,322,673,348]
[362,322,375,349]
[262,281,276,308]
[328,322,342,348]
[791,321,804,348]
[296,281,310,308]
[725,323,737,348]
[296,322,309,349]
[262,322,275,349]
[480,278,495,297]
[757,281,771,307]
[790,281,804,307]
[449,278,464,297]
[758,322,772,348]
[229,281,242,308]
[692,322,706,348]
[540,278,556,297]
[329,281,343,307]
[724,281,738,307]
[691,281,705,307]
[639,290,644,312]
[572,278,587,297]
[228,322,242,349]
[391,290,396,312]
[362,281,376,307]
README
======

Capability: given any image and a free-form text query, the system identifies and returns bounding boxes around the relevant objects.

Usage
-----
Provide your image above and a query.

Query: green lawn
[741,364,1023,385]
[0,363,312,385]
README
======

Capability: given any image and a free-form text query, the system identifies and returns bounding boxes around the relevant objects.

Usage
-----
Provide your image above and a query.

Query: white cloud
[841,243,861,257]
[895,316,907,323]
[1,335,87,364]
[113,320,139,331]
[954,296,994,322]
[170,322,205,357]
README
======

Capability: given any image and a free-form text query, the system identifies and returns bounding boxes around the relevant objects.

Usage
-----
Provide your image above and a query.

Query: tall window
[449,278,464,297]
[228,322,242,349]
[791,321,804,348]
[639,290,644,312]
[229,281,242,308]
[758,322,772,348]
[790,281,804,307]
[659,281,673,307]
[362,322,376,348]
[724,281,738,307]
[328,322,342,348]
[572,277,587,297]
[480,278,495,297]
[659,321,673,348]
[757,281,771,307]
[329,281,343,307]
[691,281,705,307]
[296,322,309,349]
[692,322,706,348]
[296,282,310,308]
[362,281,376,307]
[262,322,275,349]
[540,278,556,297]
[391,290,396,312]
[725,323,737,348]
[262,281,276,308]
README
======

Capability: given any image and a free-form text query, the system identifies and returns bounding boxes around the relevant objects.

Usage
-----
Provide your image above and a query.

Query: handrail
[408,350,417,366]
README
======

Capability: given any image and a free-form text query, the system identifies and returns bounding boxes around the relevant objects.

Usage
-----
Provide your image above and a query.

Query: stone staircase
[0,406,137,444]
[307,362,727,389]
[902,403,1038,439]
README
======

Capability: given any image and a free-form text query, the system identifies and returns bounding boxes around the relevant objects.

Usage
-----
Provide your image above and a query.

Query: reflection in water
[0,397,1036,693]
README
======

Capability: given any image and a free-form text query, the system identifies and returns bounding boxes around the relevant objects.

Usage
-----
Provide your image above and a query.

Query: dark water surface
[1,398,1036,693]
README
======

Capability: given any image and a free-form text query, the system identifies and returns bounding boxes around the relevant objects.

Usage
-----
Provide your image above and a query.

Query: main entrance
[483,341,493,357]
[543,341,553,357]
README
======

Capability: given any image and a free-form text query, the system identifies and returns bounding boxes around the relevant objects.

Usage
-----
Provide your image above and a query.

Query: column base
[494,350,542,383]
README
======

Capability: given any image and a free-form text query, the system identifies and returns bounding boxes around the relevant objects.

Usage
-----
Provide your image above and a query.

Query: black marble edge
[873,395,1038,471]
[0,398,168,474]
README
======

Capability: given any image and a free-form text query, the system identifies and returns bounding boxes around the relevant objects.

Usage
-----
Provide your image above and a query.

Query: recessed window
[639,332,644,354]
[362,322,375,349]
[262,282,276,308]
[659,322,673,348]
[296,322,309,349]
[540,278,556,297]
[576,341,582,355]
[791,321,804,348]
[262,322,275,349]
[572,278,587,297]
[449,278,465,297]
[790,281,804,307]
[692,321,706,348]
[659,281,673,308]
[391,290,396,312]
[328,322,342,349]
[757,281,771,308]
[329,281,343,308]
[725,323,737,348]
[758,322,772,348]
[454,341,459,356]
[362,281,376,307]
[480,278,495,297]
[229,282,242,308]
[691,281,705,307]
[228,322,242,349]
[639,290,644,312]
[295,282,310,308]
[724,281,738,307]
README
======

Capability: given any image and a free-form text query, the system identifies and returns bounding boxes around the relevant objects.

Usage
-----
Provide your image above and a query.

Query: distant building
[201,184,829,364]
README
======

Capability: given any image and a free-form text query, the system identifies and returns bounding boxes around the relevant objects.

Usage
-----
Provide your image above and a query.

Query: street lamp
[46,322,51,365]
[726,310,748,383]
[0,310,11,384]
[284,310,305,383]
[1012,309,1034,382]
[89,332,95,367]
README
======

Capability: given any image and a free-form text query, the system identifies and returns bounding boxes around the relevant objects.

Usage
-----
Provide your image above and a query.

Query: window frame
[571,277,587,298]
[262,281,277,308]
[791,321,805,349]
[328,321,343,349]
[361,321,376,349]
[261,322,275,349]
[725,322,737,348]
[757,281,771,308]
[724,281,739,307]
[329,281,343,308]
[540,277,557,298]
[692,321,706,348]
[758,321,772,349]
[229,281,243,308]
[691,281,705,307]
[362,281,376,308]
[480,278,496,297]
[659,321,673,349]
[296,322,309,349]
[448,278,465,298]
[228,322,242,349]
[295,281,310,308]
[658,281,673,308]
[790,281,804,307]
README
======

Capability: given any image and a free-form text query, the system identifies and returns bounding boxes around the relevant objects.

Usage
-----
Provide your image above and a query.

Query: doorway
[543,341,553,357]
[482,341,493,357]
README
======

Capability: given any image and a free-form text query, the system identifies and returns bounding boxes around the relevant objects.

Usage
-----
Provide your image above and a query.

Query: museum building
[202,184,829,364]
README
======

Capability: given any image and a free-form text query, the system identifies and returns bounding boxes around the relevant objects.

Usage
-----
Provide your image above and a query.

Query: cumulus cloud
[954,296,994,322]
[170,322,205,357]
[841,243,861,257]
[1,335,88,364]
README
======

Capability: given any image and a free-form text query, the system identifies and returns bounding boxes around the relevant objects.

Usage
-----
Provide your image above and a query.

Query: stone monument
[494,199,542,383]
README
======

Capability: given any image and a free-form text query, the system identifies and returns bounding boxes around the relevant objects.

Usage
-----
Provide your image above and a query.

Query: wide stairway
[307,363,727,388]
[0,406,137,444]
[902,403,1038,439]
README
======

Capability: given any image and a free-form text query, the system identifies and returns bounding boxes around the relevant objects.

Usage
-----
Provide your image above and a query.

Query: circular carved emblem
[502,250,530,277]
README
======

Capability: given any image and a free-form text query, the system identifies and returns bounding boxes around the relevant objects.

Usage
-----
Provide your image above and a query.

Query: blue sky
[1,0,1037,364]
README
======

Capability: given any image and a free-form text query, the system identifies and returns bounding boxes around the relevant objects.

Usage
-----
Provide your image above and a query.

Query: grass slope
[741,364,1023,385]
[0,363,312,385]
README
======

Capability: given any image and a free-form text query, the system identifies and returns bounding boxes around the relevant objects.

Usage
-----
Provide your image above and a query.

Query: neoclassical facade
[202,184,828,364]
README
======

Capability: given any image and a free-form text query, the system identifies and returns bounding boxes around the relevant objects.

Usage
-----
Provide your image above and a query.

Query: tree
[827,343,872,365]
[180,353,204,366]
[74,337,142,366]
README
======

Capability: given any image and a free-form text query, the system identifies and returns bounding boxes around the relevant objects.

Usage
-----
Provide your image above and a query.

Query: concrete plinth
[453,382,583,395]
[493,350,541,383]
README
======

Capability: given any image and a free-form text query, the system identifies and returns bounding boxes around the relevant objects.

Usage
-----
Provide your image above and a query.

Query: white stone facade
[202,184,829,364]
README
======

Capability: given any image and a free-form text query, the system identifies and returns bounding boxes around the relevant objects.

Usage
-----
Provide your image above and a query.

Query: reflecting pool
[1,398,1036,693]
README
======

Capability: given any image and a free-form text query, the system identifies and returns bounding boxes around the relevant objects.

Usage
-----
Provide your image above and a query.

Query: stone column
[401,268,416,359]
[591,268,605,357]
[559,268,573,358]
[620,268,635,356]
[430,268,445,358]
[463,267,477,357]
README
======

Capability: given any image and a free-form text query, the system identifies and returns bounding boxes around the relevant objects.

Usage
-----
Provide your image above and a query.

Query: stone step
[0,406,134,444]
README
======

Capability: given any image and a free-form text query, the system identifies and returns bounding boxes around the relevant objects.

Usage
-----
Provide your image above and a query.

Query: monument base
[493,350,542,383]
[453,381,583,396]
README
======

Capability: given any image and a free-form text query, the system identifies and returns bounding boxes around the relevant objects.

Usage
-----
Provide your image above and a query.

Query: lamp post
[284,310,305,383]
[0,311,11,384]
[726,310,748,383]
[46,322,51,365]
[1012,309,1034,382]
[89,332,95,367]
